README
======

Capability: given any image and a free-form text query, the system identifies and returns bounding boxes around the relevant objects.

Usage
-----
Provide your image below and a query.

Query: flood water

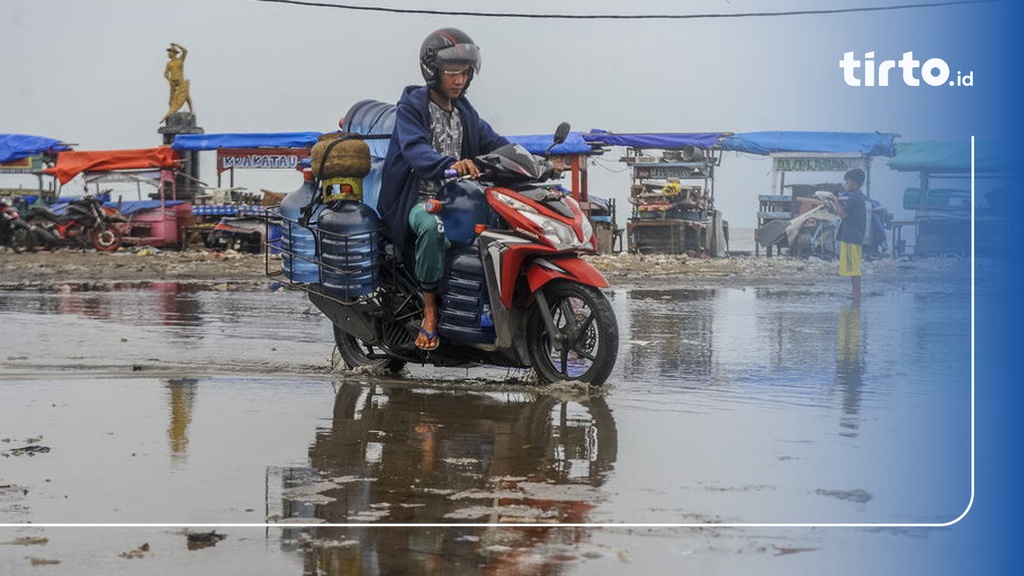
[0,269,973,575]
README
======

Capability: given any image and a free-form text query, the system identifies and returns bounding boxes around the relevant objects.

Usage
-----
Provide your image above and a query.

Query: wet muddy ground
[0,250,975,574]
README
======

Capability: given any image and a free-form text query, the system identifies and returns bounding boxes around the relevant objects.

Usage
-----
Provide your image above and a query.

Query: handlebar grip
[444,169,459,178]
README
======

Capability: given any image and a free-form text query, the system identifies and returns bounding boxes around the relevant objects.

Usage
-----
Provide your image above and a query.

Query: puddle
[0,275,974,574]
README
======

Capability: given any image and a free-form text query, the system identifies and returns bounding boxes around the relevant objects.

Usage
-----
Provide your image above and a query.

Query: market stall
[43,146,188,247]
[720,131,897,257]
[582,130,728,256]
[0,134,71,201]
[886,140,1009,256]
[172,132,320,249]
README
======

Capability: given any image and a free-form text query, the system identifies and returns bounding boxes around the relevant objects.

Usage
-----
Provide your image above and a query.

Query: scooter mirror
[545,122,572,155]
[553,122,570,145]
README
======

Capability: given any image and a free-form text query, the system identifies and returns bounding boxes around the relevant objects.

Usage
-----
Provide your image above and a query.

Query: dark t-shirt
[837,189,868,245]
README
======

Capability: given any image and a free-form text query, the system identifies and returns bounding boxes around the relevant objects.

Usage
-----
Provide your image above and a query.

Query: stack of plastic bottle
[192,204,240,217]
[438,241,495,344]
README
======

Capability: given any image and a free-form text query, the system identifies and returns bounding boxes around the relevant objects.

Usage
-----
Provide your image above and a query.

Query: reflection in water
[166,378,198,459]
[275,383,617,575]
[26,281,205,328]
[835,306,865,437]
[627,288,716,379]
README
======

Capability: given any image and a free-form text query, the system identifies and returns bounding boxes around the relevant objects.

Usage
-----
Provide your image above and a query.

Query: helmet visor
[435,43,481,73]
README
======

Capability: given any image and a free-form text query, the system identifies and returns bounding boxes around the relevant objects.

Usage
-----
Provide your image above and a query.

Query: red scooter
[25,195,126,251]
[278,124,619,386]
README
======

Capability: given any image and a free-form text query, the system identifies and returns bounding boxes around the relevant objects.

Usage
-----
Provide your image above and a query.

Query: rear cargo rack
[264,207,382,306]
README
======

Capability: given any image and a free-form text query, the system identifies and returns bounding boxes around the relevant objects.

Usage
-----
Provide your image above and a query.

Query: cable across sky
[254,0,996,20]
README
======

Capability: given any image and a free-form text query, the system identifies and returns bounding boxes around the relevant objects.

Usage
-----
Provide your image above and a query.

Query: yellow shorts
[839,242,862,277]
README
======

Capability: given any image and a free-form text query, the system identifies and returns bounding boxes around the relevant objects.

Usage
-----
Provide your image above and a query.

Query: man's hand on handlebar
[449,159,481,179]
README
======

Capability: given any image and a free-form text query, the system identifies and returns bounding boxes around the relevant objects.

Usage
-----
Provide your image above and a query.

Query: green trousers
[408,200,451,292]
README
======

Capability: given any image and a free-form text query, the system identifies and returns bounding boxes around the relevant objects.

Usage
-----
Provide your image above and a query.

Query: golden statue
[161,42,194,123]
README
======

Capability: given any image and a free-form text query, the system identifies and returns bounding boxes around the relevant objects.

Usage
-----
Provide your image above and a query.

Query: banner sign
[217,147,309,172]
[0,155,44,174]
[632,164,709,180]
[772,155,866,172]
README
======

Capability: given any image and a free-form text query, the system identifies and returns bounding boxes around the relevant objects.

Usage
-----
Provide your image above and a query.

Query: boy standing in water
[832,168,869,305]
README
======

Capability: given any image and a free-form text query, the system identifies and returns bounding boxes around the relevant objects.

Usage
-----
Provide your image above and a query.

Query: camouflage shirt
[419,101,463,197]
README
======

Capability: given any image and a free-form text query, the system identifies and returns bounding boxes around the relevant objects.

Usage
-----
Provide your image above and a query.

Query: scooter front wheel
[333,325,407,373]
[526,280,619,387]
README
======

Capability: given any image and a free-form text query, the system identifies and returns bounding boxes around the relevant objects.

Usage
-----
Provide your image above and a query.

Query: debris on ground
[2,536,49,546]
[119,542,151,559]
[186,531,226,550]
[1,445,51,457]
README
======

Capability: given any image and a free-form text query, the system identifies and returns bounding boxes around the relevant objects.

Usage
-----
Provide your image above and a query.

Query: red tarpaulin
[45,146,179,183]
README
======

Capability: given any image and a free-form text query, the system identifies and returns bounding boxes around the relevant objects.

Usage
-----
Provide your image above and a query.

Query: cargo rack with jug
[265,131,390,307]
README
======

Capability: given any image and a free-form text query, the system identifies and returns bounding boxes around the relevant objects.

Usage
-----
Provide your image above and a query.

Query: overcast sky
[2,0,1006,228]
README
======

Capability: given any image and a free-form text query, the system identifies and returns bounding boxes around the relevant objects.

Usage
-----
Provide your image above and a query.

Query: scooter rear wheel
[92,225,122,251]
[9,226,32,253]
[333,325,406,373]
[526,280,618,387]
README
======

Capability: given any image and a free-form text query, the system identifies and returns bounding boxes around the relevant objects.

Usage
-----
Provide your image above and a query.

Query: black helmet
[420,28,481,88]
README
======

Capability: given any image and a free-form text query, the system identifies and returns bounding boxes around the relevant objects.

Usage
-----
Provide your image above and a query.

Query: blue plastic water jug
[279,169,322,283]
[439,242,495,344]
[318,200,382,300]
[438,180,492,244]
[341,99,396,214]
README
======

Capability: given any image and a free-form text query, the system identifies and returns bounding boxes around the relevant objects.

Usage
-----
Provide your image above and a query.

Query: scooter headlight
[522,212,579,248]
[491,191,591,250]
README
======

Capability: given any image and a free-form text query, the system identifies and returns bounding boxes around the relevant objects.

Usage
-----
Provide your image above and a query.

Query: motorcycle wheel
[91,225,122,251]
[526,280,618,387]
[9,226,32,253]
[333,325,406,373]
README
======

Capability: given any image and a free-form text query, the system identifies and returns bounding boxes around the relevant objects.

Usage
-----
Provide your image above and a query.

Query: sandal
[415,327,440,351]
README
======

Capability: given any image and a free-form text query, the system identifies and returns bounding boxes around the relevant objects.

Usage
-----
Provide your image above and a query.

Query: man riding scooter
[377,27,510,351]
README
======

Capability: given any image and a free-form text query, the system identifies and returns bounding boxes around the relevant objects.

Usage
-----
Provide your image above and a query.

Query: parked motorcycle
[206,216,268,253]
[24,195,127,251]
[276,124,620,387]
[1,196,34,252]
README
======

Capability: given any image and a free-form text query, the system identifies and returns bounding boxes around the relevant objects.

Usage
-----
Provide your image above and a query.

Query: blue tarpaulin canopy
[508,132,599,155]
[581,129,724,150]
[172,132,322,151]
[887,140,1008,174]
[171,129,599,156]
[720,131,896,157]
[169,129,900,161]
[0,134,71,163]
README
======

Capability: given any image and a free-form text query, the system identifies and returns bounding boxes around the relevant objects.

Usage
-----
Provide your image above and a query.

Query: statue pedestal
[159,112,204,140]
[159,112,204,200]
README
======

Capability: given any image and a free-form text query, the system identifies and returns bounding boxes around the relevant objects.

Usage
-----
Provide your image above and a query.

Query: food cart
[581,130,728,256]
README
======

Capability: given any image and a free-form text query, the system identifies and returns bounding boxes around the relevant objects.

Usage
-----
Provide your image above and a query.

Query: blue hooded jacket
[378,85,509,247]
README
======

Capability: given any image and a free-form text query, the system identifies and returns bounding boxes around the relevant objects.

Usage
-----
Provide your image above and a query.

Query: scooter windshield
[479,143,548,183]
